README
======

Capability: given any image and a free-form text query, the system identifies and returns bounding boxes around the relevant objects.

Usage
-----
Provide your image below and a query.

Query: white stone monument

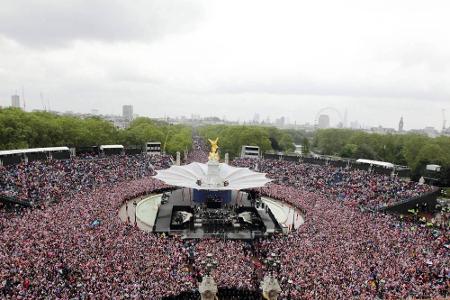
[154,137,271,191]
[176,151,181,166]
[205,159,222,187]
[261,275,282,300]
[199,275,218,300]
[224,153,229,164]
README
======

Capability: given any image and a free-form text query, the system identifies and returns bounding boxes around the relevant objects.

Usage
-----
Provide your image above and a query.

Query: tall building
[11,94,20,108]
[343,109,348,128]
[253,113,260,124]
[350,121,360,129]
[275,116,286,127]
[122,105,133,121]
[398,116,404,132]
[318,114,330,128]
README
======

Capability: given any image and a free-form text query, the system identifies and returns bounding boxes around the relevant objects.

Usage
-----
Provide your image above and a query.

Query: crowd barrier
[0,195,33,207]
[0,155,21,166]
[162,288,262,300]
[377,187,441,213]
[124,148,142,155]
[263,153,280,160]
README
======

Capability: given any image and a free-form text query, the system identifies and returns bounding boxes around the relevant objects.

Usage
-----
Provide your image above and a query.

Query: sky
[0,0,449,130]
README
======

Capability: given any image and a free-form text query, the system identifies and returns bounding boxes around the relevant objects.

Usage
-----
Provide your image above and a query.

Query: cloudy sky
[0,0,449,129]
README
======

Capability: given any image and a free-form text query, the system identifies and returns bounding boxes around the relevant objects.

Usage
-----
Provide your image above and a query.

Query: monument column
[261,253,282,300]
[176,151,181,166]
[198,253,218,300]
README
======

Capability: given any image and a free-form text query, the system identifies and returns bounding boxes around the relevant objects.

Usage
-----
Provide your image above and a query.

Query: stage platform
[153,188,282,240]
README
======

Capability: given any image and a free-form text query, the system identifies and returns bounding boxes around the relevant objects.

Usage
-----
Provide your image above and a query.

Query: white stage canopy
[154,162,271,190]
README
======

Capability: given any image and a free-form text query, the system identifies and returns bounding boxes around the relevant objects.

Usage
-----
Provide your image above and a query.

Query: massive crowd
[0,154,171,205]
[0,145,448,299]
[186,137,209,164]
[256,184,448,299]
[233,158,434,209]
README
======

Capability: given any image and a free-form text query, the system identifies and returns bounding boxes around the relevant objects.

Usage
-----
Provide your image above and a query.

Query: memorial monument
[152,138,278,239]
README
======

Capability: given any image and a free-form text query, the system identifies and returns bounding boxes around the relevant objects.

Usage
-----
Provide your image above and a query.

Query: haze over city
[1,0,449,129]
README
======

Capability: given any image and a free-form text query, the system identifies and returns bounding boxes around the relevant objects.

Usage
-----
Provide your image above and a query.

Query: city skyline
[0,95,446,131]
[0,0,449,130]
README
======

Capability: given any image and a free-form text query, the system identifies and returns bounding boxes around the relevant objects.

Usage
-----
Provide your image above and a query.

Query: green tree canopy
[313,128,450,180]
[0,108,191,155]
[198,125,296,158]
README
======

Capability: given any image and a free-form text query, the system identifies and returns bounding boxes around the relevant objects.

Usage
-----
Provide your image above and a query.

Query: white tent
[356,159,394,169]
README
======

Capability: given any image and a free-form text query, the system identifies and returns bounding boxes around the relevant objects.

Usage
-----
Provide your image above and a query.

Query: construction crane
[443,109,447,132]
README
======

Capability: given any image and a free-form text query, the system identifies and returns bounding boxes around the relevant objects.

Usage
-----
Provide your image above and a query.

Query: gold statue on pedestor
[208,137,220,161]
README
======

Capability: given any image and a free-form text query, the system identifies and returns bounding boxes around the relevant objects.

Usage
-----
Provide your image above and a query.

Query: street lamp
[202,252,218,276]
[162,124,173,154]
[133,199,138,227]
[264,252,281,275]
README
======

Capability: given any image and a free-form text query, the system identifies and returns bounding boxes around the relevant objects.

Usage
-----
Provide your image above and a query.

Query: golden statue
[208,137,220,161]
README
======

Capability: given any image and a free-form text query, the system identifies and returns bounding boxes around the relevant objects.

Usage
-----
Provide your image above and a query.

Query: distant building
[350,121,360,129]
[398,116,404,132]
[343,109,348,128]
[408,127,439,138]
[442,127,450,136]
[423,126,439,138]
[275,116,286,127]
[11,95,20,108]
[191,114,201,120]
[103,115,130,129]
[253,113,260,124]
[318,114,330,128]
[369,126,396,135]
[122,105,133,121]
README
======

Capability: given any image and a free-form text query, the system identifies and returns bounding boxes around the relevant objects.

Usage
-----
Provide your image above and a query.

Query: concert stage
[153,188,281,239]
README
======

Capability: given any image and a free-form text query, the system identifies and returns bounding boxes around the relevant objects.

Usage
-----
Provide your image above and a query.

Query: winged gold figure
[208,137,220,161]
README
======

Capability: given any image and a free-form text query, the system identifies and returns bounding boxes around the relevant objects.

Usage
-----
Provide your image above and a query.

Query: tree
[302,137,310,155]
[0,108,192,155]
[279,134,295,152]
[340,143,358,158]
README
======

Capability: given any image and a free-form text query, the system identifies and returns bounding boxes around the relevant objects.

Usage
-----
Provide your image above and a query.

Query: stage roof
[154,162,271,190]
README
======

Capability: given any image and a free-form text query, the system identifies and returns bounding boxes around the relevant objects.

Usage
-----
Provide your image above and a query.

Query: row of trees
[1,107,447,183]
[313,129,450,181]
[198,125,297,158]
[0,108,192,155]
[196,124,449,183]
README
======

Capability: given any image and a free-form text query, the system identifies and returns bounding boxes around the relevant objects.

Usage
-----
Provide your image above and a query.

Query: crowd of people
[256,184,449,299]
[0,154,172,206]
[186,136,209,164]
[233,158,434,209]
[0,145,448,299]
[189,239,256,290]
[0,177,196,298]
